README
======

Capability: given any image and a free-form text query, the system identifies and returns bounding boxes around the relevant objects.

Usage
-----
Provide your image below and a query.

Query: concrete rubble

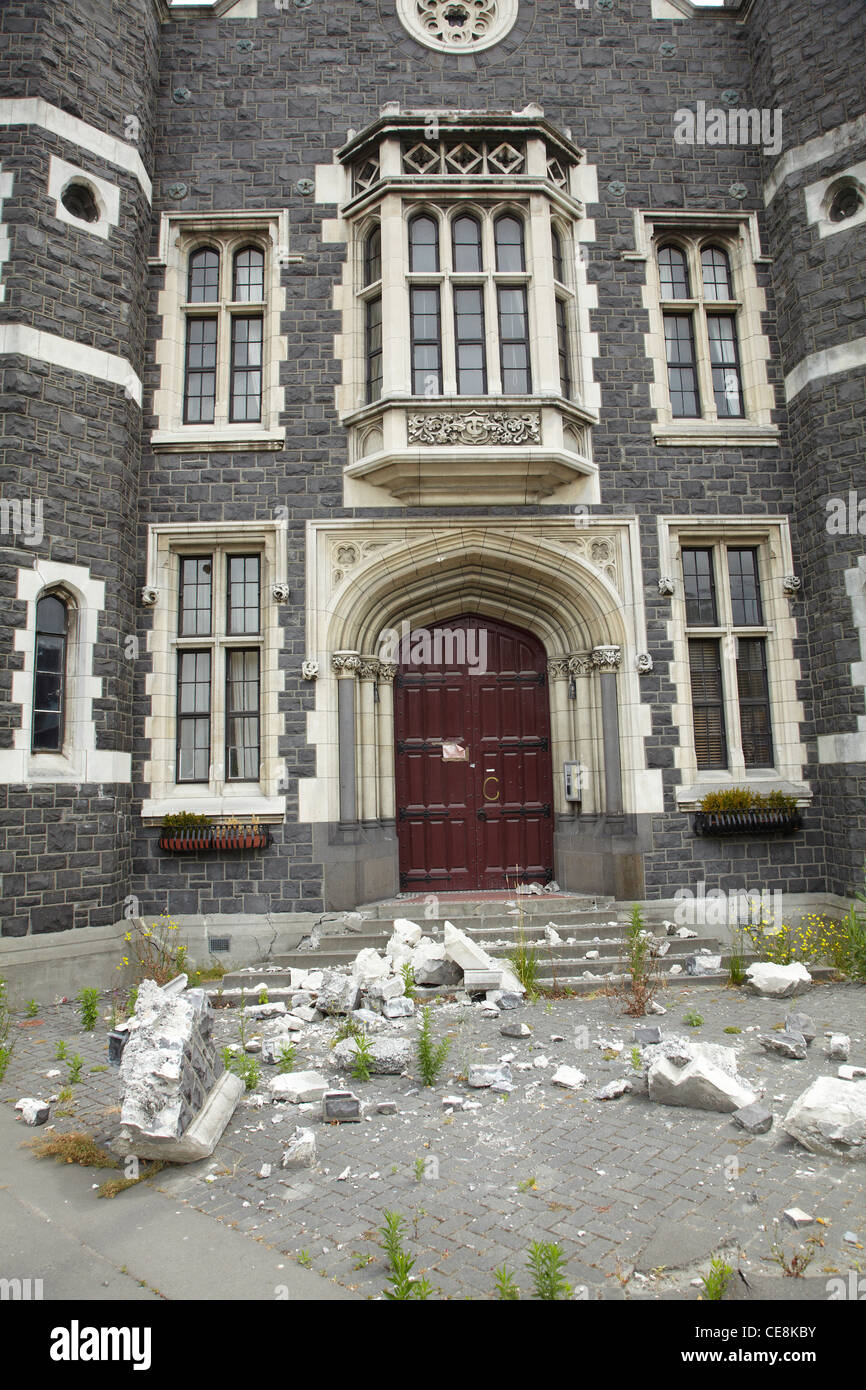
[113,976,244,1163]
[642,1037,757,1113]
[333,1036,412,1075]
[746,961,812,997]
[281,1126,317,1168]
[15,1097,50,1126]
[759,1031,809,1060]
[782,1076,866,1160]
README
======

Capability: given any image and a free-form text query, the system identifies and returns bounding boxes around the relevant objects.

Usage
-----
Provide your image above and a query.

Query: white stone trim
[0,162,12,304]
[150,211,289,449]
[764,112,866,206]
[656,515,808,802]
[0,560,131,786]
[0,323,142,405]
[803,161,866,239]
[300,515,663,824]
[142,521,287,812]
[817,556,866,764]
[630,210,777,440]
[0,98,151,202]
[784,336,866,403]
[396,0,519,53]
[47,155,120,240]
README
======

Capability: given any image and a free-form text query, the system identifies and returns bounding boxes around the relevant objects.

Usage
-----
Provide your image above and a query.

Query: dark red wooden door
[394,616,554,892]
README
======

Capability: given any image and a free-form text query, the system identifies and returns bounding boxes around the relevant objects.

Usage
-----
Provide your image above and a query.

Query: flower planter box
[158,827,271,853]
[693,810,802,838]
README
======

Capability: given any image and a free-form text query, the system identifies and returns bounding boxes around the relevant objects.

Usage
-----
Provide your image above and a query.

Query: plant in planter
[159,812,214,850]
[694,788,802,838]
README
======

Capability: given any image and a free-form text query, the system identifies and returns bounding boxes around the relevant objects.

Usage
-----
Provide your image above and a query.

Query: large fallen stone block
[269,1071,330,1103]
[351,948,391,986]
[732,1102,774,1135]
[782,1077,866,1160]
[414,957,463,988]
[333,1036,412,1075]
[391,918,423,946]
[443,921,494,973]
[281,1127,317,1168]
[648,1056,756,1113]
[746,961,812,998]
[315,970,361,1016]
[113,977,242,1162]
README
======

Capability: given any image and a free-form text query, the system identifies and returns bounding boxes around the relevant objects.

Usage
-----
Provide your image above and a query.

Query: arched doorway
[394,615,554,892]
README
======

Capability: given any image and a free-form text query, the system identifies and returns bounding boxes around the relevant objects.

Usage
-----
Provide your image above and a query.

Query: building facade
[0,0,864,953]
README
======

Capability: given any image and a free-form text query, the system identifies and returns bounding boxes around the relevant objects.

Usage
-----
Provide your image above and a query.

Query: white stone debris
[648,1055,757,1113]
[746,961,812,998]
[468,1063,512,1088]
[828,1034,851,1061]
[500,1020,531,1038]
[15,1097,49,1126]
[383,996,415,1019]
[551,1065,587,1090]
[113,976,243,1163]
[281,1126,317,1168]
[784,1207,814,1228]
[594,1079,629,1101]
[269,1070,330,1103]
[782,1077,866,1160]
[544,924,562,946]
[333,1036,412,1075]
[839,1064,866,1080]
[759,1032,808,1060]
[685,952,722,976]
[315,970,361,1016]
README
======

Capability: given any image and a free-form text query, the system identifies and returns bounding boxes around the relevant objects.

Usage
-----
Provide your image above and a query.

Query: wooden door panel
[395,614,553,891]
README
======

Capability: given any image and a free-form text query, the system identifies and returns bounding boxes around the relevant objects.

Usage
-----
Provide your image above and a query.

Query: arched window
[658,244,690,299]
[551,226,564,284]
[494,214,525,272]
[233,245,265,302]
[409,214,439,272]
[452,215,482,272]
[365,225,382,286]
[701,245,733,301]
[32,594,69,752]
[187,247,220,303]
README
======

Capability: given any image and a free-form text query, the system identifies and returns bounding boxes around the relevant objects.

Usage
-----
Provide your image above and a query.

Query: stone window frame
[657,515,809,808]
[0,560,131,786]
[395,0,519,53]
[627,210,779,448]
[149,211,291,452]
[141,521,288,823]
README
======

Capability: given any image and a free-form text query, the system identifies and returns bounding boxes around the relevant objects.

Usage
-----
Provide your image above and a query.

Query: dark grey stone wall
[0,0,161,935]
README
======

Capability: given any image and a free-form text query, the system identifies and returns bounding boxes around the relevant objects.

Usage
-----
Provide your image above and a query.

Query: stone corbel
[301,659,319,681]
[141,586,159,607]
[658,576,676,596]
[272,582,290,603]
[783,575,802,594]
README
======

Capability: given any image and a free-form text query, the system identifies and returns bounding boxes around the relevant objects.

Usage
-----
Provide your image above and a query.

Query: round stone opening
[828,183,863,224]
[61,182,100,223]
[396,0,519,53]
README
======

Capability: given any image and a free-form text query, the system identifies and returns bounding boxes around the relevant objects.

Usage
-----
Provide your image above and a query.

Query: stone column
[592,645,623,816]
[332,651,360,825]
[569,654,596,814]
[547,657,572,815]
[377,661,397,821]
[358,657,380,824]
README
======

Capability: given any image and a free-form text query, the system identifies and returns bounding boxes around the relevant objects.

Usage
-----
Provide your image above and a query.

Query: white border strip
[0,324,143,406]
[764,112,866,206]
[784,336,866,403]
[0,98,151,202]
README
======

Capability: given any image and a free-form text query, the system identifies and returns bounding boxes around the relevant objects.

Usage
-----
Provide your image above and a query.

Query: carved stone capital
[377,662,397,684]
[332,651,361,678]
[358,657,381,680]
[568,654,592,678]
[547,657,570,680]
[591,644,622,671]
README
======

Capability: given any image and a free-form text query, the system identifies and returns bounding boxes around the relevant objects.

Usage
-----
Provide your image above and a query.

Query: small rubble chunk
[784,1207,814,1229]
[594,1079,630,1101]
[785,1012,816,1043]
[500,1020,532,1039]
[468,1064,512,1089]
[281,1126,316,1168]
[828,1034,851,1061]
[15,1097,49,1126]
[732,1102,774,1135]
[782,1077,866,1160]
[759,1031,808,1061]
[269,1071,330,1103]
[315,970,361,1016]
[322,1090,362,1123]
[551,1065,587,1090]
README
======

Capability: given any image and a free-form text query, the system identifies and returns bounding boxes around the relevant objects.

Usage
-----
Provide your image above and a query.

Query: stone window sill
[653,423,780,448]
[150,427,286,453]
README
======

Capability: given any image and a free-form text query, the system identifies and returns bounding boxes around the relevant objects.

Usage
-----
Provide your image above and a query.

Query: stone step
[354,894,615,921]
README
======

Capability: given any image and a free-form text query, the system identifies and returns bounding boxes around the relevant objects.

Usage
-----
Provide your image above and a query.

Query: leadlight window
[32,594,68,752]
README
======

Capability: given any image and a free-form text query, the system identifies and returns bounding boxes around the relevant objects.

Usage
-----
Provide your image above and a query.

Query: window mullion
[695,306,718,423]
